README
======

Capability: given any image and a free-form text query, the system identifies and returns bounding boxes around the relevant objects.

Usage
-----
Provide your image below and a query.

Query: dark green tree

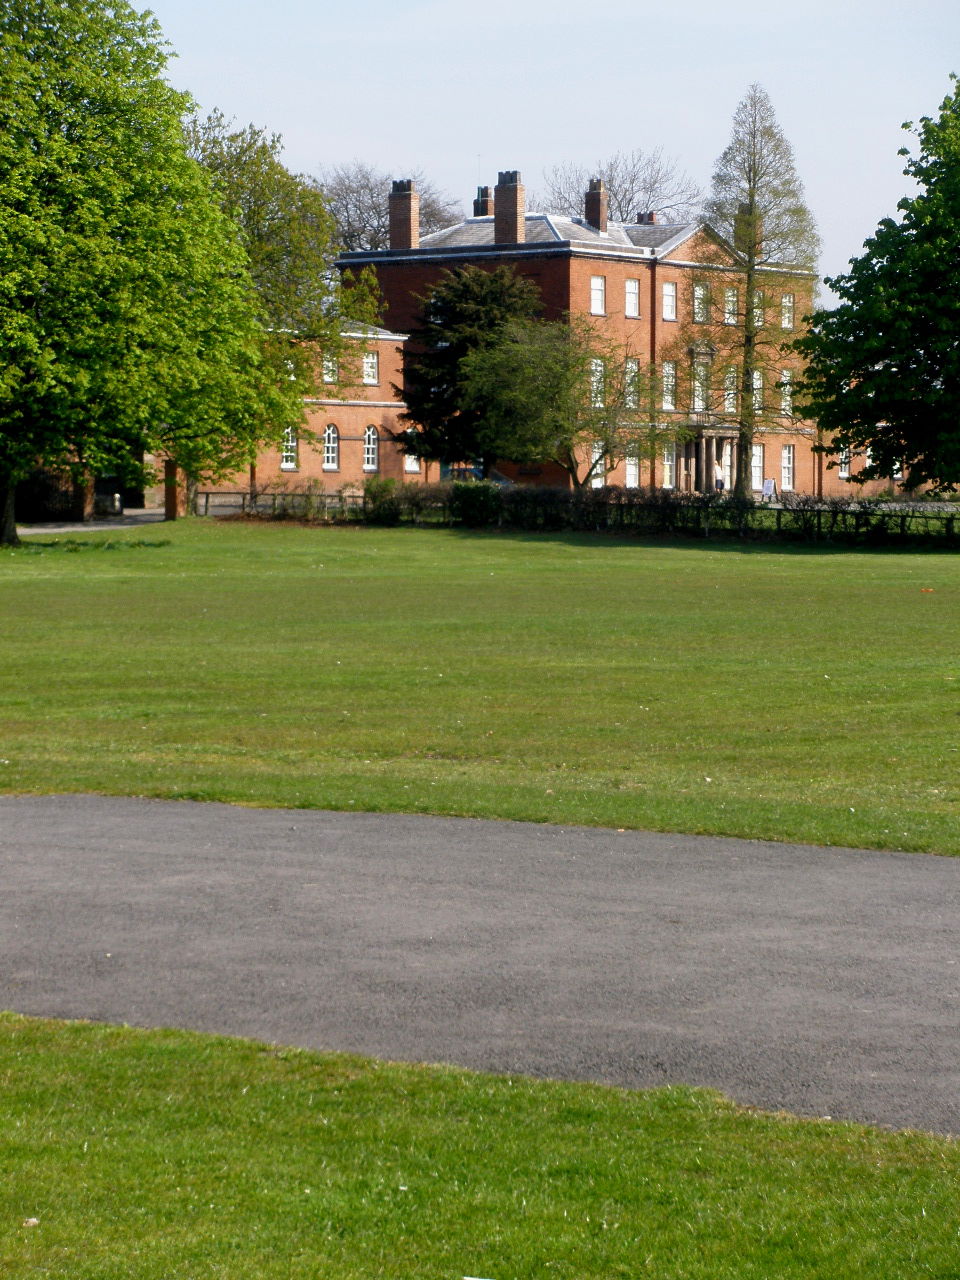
[461,317,655,489]
[0,0,297,544]
[397,265,542,474]
[796,79,960,491]
[703,84,820,497]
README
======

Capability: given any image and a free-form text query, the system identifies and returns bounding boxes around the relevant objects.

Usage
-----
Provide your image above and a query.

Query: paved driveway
[1,795,957,1133]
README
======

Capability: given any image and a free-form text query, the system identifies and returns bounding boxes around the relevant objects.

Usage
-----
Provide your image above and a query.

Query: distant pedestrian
[714,460,725,493]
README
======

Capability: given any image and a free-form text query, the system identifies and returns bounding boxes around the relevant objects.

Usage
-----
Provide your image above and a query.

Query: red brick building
[340,172,889,499]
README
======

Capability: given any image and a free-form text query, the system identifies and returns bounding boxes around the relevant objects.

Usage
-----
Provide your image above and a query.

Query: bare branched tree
[317,161,463,251]
[538,148,702,224]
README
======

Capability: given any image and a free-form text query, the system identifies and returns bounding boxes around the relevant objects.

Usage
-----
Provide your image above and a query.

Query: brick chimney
[636,210,657,225]
[473,185,494,217]
[389,179,420,250]
[494,170,525,244]
[584,178,608,233]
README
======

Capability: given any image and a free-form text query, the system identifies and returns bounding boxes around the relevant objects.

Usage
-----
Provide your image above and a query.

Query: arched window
[323,424,339,471]
[363,426,379,472]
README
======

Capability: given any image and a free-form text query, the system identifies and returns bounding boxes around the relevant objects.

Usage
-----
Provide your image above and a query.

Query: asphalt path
[2,794,958,1134]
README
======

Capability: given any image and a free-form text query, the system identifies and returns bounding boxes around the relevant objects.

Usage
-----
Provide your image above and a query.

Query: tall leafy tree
[398,266,542,473]
[702,85,820,496]
[796,79,960,491]
[0,0,296,544]
[461,318,655,489]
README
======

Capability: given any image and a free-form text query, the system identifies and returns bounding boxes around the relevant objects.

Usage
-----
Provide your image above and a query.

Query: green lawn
[3,1013,959,1280]
[2,519,959,852]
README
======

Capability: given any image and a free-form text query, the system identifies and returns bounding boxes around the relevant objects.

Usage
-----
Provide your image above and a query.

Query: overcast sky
[146,0,958,297]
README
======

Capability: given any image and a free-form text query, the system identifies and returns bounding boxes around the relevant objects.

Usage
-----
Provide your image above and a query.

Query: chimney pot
[388,178,420,250]
[584,177,608,233]
[473,185,494,217]
[494,170,525,244]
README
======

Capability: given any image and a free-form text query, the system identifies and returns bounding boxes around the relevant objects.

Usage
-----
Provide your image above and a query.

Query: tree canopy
[699,84,819,496]
[317,161,462,251]
[397,266,542,472]
[796,79,960,491]
[0,0,296,542]
[540,148,701,224]
[461,318,654,489]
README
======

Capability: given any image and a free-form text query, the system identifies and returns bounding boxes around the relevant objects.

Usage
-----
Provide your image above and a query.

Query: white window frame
[692,359,710,413]
[590,358,605,408]
[662,281,677,321]
[624,357,640,409]
[625,452,640,488]
[590,275,606,315]
[322,424,340,471]
[404,452,421,474]
[780,369,793,416]
[723,366,738,414]
[781,444,795,492]
[751,443,764,490]
[752,369,764,414]
[322,356,338,384]
[752,291,765,328]
[280,427,298,471]
[590,442,605,489]
[662,445,676,489]
[693,283,709,323]
[838,448,851,479]
[362,352,379,386]
[723,287,738,325]
[781,293,795,330]
[661,360,676,412]
[625,278,640,318]
[363,425,379,472]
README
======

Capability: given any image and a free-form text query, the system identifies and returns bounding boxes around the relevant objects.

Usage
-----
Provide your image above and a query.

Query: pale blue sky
[146,0,959,293]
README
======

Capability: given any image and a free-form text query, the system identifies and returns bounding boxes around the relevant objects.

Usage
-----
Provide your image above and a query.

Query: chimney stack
[636,210,657,225]
[473,185,494,217]
[494,170,525,244]
[584,178,608,233]
[389,179,420,250]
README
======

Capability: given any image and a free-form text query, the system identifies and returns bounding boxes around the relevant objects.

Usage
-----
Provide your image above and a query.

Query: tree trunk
[0,474,20,547]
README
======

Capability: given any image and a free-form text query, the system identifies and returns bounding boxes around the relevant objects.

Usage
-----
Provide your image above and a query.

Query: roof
[419,213,697,252]
[340,321,408,341]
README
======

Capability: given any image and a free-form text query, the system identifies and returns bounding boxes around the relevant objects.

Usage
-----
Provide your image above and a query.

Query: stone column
[705,436,716,491]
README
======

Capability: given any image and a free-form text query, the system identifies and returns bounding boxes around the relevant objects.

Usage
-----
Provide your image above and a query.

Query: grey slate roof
[417,213,699,254]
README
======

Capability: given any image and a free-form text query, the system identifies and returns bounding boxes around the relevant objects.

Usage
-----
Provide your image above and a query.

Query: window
[781,293,795,330]
[752,291,765,328]
[590,442,605,488]
[661,361,676,411]
[590,358,604,408]
[624,357,640,409]
[780,369,793,416]
[724,366,738,414]
[723,287,738,325]
[625,278,640,317]
[781,444,795,491]
[363,425,379,472]
[590,275,606,315]
[662,445,676,489]
[693,283,709,323]
[404,452,421,474]
[322,356,338,383]
[280,427,298,471]
[323,424,340,471]
[662,281,677,321]
[625,452,640,487]
[752,369,764,413]
[838,448,851,479]
[362,352,379,385]
[751,443,765,490]
[692,359,710,412]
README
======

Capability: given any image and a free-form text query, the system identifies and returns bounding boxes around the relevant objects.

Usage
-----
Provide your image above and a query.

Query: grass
[3,1012,960,1279]
[2,518,959,852]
